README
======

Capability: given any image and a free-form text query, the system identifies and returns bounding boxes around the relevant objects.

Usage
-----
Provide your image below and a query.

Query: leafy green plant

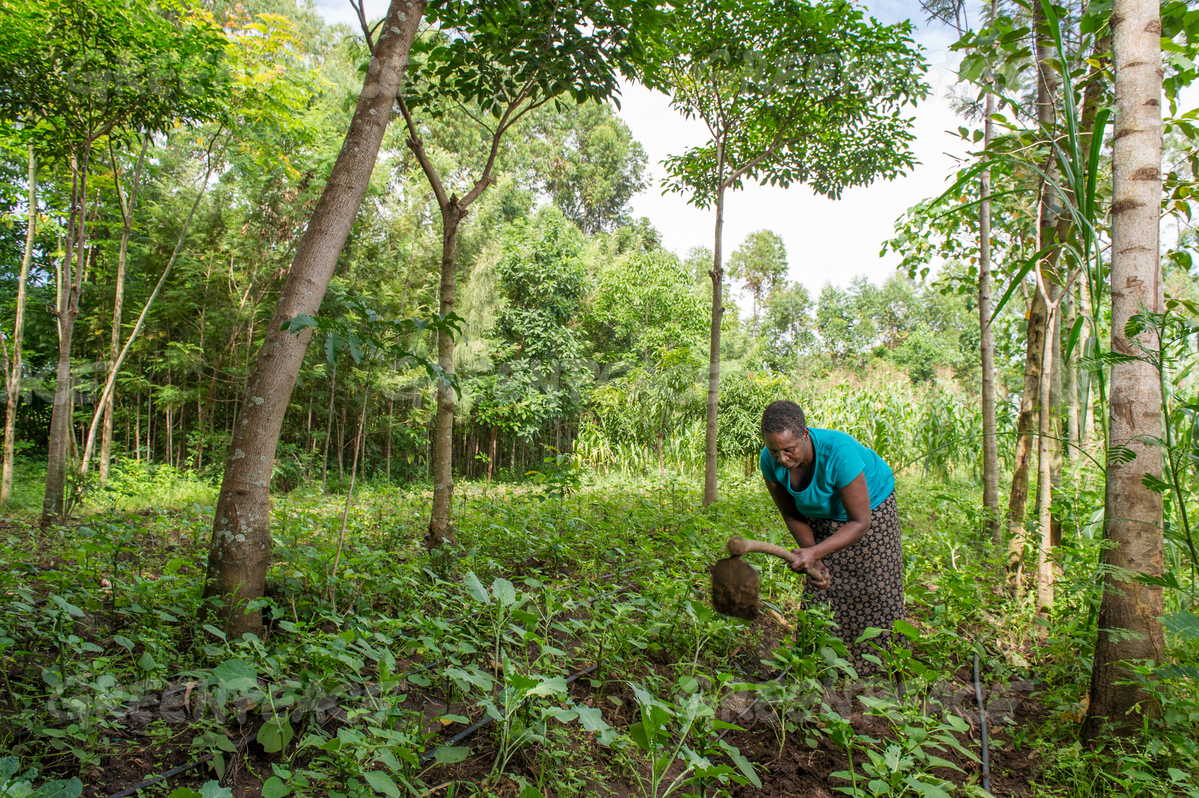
[0,757,82,798]
[620,680,760,798]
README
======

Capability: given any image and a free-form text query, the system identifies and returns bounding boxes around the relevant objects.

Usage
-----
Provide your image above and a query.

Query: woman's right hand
[807,558,831,589]
[790,550,831,589]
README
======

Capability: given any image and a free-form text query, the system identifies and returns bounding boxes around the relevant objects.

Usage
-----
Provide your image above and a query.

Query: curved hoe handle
[726,536,799,564]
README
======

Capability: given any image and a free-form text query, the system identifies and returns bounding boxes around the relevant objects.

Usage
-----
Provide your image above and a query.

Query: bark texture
[427,206,462,546]
[41,150,89,526]
[1005,287,1047,588]
[201,0,426,635]
[1084,0,1165,741]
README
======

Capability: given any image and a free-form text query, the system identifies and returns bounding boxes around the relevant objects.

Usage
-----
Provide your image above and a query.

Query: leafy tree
[589,248,708,367]
[398,0,669,546]
[727,229,787,330]
[526,101,648,234]
[474,207,591,449]
[761,280,815,369]
[661,0,928,505]
[203,0,426,634]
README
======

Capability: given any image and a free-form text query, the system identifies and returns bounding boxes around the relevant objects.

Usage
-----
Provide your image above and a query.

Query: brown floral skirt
[804,491,904,676]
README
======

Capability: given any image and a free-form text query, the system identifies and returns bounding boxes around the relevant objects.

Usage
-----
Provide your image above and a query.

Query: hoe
[711,536,831,620]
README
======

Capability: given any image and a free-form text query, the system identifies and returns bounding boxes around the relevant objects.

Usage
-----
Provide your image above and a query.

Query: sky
[312,0,981,295]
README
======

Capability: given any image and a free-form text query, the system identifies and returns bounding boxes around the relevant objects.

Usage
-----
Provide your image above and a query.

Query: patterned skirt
[803,491,904,676]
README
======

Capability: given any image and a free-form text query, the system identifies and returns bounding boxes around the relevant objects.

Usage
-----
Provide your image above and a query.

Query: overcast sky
[313,0,980,295]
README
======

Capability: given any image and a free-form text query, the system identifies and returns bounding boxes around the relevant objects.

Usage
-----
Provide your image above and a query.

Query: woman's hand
[788,549,831,588]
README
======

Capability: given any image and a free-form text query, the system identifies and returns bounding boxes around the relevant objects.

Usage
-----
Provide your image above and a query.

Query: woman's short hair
[761,400,807,438]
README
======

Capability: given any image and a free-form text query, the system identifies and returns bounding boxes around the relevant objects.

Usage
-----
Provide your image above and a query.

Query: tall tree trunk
[322,360,337,492]
[100,137,149,484]
[428,204,463,546]
[702,142,728,508]
[1005,288,1046,591]
[979,44,1000,551]
[1035,278,1064,622]
[42,147,90,526]
[1065,285,1080,463]
[2,147,35,505]
[1084,0,1164,740]
[1007,5,1065,589]
[201,1,426,635]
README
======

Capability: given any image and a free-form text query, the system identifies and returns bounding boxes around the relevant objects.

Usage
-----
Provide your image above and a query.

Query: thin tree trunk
[702,142,728,507]
[1065,285,1080,463]
[322,360,337,493]
[202,1,426,635]
[2,147,35,505]
[1006,289,1047,592]
[385,394,393,481]
[428,206,463,546]
[1084,0,1164,740]
[979,44,999,550]
[42,146,90,526]
[330,384,369,601]
[99,137,149,484]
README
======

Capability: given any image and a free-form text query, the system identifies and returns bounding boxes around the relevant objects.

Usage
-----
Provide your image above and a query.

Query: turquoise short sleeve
[826,443,865,490]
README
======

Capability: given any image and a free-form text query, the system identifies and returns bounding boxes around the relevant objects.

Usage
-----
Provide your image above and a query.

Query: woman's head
[761,400,807,439]
[761,401,810,470]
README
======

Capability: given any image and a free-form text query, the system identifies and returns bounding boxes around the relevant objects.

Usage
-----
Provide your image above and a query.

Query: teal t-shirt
[759,428,895,521]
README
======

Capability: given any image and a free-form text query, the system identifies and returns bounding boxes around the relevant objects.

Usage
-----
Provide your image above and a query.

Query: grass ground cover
[1,464,1197,798]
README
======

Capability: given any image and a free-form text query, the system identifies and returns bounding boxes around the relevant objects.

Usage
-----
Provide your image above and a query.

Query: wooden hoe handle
[726,536,799,564]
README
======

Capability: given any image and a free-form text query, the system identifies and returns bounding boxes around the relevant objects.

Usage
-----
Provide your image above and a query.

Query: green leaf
[527,676,568,697]
[31,778,84,798]
[261,777,291,798]
[362,771,400,798]
[211,658,258,692]
[1164,611,1199,640]
[491,577,517,606]
[904,776,953,798]
[431,746,470,765]
[719,740,761,787]
[113,635,135,651]
[50,594,85,617]
[139,651,157,671]
[463,571,490,604]
[893,619,921,641]
[258,718,294,753]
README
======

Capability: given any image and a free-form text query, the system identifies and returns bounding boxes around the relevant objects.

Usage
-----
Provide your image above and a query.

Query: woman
[759,400,903,674]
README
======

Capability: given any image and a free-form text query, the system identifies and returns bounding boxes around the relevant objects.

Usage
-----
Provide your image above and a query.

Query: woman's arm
[789,472,872,572]
[763,477,816,547]
[763,478,830,587]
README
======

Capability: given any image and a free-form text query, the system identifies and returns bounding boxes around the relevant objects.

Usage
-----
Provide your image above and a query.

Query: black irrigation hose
[973,653,991,794]
[417,663,599,765]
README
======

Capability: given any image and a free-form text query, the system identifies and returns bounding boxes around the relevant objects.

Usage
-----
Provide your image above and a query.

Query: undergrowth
[0,468,1196,797]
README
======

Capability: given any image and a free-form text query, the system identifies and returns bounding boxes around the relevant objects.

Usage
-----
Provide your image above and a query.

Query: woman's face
[764,428,809,470]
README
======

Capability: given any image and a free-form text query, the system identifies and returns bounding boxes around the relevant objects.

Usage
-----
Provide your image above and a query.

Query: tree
[0,0,226,525]
[662,0,927,506]
[399,0,668,547]
[727,229,787,331]
[1083,0,1164,740]
[761,280,815,369]
[526,102,648,235]
[202,0,427,634]
[1,146,34,505]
